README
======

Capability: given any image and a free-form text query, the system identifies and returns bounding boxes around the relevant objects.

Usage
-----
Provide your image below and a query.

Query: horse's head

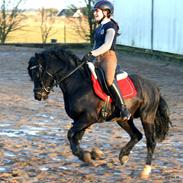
[28,52,56,101]
[28,47,83,101]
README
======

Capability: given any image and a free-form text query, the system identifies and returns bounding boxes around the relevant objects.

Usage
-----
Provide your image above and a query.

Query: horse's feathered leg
[117,119,143,165]
[140,121,156,179]
[67,120,94,163]
[68,128,85,158]
[139,90,159,179]
[142,122,156,165]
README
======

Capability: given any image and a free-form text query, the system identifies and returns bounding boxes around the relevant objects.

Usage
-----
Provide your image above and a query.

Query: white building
[114,0,183,55]
[73,9,83,18]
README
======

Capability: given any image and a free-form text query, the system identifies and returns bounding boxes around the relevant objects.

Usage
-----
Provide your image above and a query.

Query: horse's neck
[59,63,90,96]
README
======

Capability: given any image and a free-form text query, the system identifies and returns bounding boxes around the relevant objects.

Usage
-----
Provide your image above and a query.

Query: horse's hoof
[119,155,129,165]
[140,165,151,180]
[82,151,92,163]
[91,147,104,160]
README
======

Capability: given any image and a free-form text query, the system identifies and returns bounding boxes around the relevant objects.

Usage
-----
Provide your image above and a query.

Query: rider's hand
[82,52,95,62]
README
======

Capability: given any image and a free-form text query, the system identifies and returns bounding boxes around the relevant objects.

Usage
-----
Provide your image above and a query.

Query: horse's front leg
[67,120,94,163]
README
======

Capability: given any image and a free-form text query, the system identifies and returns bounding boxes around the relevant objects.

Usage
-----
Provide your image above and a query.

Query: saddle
[87,62,137,103]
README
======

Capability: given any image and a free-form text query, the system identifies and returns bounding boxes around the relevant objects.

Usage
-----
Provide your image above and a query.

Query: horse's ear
[35,53,39,58]
[27,57,35,80]
[35,53,44,62]
[36,53,47,67]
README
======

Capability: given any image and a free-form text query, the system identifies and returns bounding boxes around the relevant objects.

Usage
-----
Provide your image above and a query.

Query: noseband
[30,64,52,93]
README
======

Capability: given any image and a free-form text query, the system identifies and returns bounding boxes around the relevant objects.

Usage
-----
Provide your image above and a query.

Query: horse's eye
[36,72,40,78]
[39,67,43,73]
[31,69,39,80]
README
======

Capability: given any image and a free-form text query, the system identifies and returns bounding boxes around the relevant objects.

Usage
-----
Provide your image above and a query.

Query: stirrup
[120,112,131,121]
[120,107,131,121]
[111,108,131,122]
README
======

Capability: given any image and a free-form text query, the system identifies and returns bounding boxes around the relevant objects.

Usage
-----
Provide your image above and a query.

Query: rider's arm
[91,28,115,57]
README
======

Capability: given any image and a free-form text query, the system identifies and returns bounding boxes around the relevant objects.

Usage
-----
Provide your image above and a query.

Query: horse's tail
[154,95,172,142]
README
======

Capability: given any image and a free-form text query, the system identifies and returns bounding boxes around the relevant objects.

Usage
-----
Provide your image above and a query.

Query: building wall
[114,0,183,55]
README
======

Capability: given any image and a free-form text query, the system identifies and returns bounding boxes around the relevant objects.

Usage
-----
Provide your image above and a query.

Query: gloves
[82,52,95,62]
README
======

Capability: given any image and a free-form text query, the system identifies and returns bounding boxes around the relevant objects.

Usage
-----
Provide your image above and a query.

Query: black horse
[28,47,171,178]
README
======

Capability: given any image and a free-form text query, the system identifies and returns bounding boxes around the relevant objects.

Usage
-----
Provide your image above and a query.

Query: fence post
[151,0,154,51]
[64,24,66,43]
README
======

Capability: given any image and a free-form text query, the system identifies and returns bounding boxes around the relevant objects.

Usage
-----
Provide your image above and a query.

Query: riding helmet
[93,0,114,15]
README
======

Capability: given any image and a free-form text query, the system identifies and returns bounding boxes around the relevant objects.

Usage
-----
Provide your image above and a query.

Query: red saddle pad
[91,73,137,102]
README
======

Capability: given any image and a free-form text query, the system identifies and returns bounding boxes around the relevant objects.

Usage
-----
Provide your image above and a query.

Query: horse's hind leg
[140,119,156,179]
[117,119,143,165]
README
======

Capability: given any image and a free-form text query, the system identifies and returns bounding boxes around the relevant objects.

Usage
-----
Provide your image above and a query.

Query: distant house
[57,8,84,17]
[73,9,83,18]
[57,9,75,17]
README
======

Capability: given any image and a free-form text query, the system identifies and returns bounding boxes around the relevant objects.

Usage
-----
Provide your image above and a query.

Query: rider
[83,0,131,121]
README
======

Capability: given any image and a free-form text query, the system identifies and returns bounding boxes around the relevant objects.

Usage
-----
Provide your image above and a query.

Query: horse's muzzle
[34,90,49,101]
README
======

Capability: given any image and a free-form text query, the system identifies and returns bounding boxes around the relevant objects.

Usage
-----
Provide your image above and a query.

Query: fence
[114,0,183,55]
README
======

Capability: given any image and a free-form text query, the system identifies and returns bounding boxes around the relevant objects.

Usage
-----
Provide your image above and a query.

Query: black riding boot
[108,79,131,121]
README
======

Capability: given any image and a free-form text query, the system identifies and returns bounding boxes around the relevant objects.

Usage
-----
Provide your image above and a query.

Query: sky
[19,0,85,10]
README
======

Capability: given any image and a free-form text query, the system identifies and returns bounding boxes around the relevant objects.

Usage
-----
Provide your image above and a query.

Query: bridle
[30,60,86,93]
[29,64,51,93]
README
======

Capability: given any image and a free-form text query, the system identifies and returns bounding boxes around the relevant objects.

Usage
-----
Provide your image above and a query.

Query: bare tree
[68,0,95,45]
[40,8,57,43]
[84,0,96,45]
[0,0,26,43]
[66,16,89,42]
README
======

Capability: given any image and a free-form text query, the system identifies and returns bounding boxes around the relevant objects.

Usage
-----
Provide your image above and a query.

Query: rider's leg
[100,51,131,121]
[100,50,117,86]
[108,79,131,120]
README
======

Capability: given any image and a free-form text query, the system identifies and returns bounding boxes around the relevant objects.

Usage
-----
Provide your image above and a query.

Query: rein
[30,60,86,93]
[54,61,86,85]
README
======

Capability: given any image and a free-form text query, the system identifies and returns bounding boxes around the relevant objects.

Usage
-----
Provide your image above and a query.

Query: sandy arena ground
[0,46,183,182]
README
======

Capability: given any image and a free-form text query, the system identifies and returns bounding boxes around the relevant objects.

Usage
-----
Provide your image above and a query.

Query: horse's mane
[41,46,82,63]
